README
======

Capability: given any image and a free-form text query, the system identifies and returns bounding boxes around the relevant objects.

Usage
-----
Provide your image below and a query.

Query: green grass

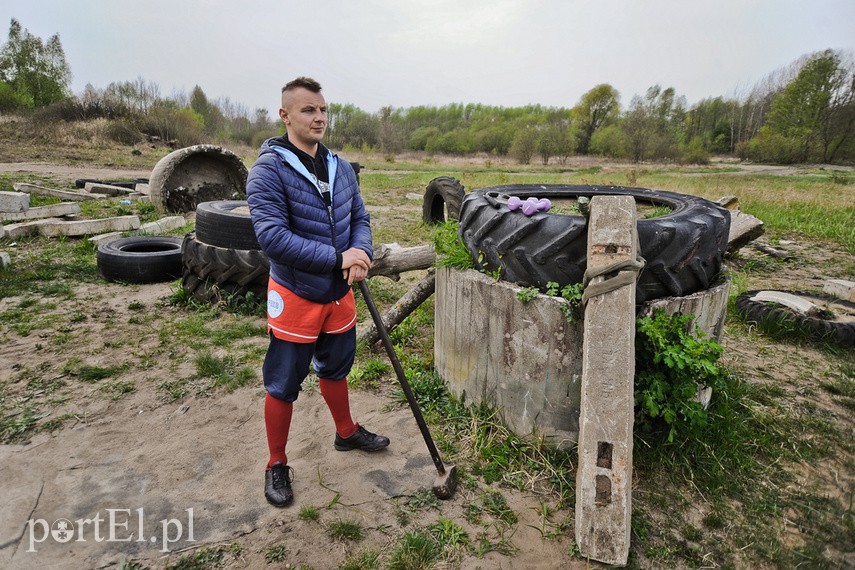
[298,505,321,521]
[386,530,439,570]
[327,519,365,542]
[340,550,381,570]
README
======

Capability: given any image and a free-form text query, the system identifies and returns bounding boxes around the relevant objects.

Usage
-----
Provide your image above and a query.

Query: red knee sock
[265,393,293,468]
[319,378,357,438]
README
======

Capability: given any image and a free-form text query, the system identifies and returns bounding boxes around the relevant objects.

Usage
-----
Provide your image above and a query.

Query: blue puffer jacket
[246,139,372,304]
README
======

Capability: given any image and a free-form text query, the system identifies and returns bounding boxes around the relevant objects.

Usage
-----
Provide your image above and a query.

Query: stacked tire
[181,201,269,304]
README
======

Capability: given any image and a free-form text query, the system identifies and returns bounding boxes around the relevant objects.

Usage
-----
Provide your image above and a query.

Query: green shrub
[634,310,726,443]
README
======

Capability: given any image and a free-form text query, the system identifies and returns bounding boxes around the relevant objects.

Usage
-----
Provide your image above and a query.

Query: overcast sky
[4,1,855,120]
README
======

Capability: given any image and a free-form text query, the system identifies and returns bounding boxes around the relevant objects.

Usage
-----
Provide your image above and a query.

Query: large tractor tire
[457,184,730,303]
[180,233,268,304]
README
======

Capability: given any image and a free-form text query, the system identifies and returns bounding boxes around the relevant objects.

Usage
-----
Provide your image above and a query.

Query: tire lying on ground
[736,289,855,347]
[181,233,268,304]
[97,236,183,283]
[149,145,248,214]
[457,184,731,303]
[423,176,465,224]
[195,200,260,250]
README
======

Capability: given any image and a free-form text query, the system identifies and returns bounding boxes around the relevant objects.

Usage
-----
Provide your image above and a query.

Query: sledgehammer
[358,280,458,500]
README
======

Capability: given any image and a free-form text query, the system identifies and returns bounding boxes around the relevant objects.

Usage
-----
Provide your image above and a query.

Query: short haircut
[281,77,322,94]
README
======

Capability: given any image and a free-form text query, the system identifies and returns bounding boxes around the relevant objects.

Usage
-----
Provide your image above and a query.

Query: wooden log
[367,243,435,281]
[358,270,436,346]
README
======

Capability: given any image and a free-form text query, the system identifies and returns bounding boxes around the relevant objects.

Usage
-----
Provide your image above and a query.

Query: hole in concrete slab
[597,441,613,468]
[595,474,612,506]
[605,244,618,254]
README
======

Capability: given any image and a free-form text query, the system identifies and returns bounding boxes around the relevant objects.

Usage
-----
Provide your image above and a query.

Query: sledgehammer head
[432,464,458,500]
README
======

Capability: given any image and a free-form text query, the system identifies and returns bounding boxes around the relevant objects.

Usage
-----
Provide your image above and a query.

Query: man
[247,77,389,508]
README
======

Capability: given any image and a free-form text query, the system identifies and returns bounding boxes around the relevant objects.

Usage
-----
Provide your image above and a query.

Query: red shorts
[266,278,357,343]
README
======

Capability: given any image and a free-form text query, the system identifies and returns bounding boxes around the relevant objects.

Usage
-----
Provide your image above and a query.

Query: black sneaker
[264,462,294,507]
[334,424,390,452]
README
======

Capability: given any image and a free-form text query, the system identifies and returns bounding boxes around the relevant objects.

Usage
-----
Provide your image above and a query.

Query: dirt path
[0,162,152,182]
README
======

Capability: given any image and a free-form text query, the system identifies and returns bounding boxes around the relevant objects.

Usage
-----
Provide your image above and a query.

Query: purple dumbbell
[522,198,540,216]
[507,196,523,211]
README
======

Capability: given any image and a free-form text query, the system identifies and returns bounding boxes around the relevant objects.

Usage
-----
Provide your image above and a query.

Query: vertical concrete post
[575,195,637,566]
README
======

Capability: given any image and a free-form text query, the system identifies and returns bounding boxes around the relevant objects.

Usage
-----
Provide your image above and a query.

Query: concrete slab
[87,216,186,246]
[12,183,102,202]
[0,203,81,223]
[83,183,135,196]
[824,279,855,302]
[575,195,637,567]
[0,191,29,213]
[750,290,820,317]
[3,216,140,239]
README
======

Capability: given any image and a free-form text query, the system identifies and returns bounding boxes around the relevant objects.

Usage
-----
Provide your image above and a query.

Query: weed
[74,364,128,383]
[634,310,726,443]
[99,380,135,400]
[0,405,40,442]
[194,352,256,392]
[407,487,441,512]
[328,519,364,542]
[40,412,76,433]
[429,516,470,549]
[349,358,390,389]
[386,530,439,570]
[340,550,380,570]
[160,379,189,401]
[264,544,288,563]
[163,546,224,569]
[516,286,539,302]
[481,490,518,526]
[545,281,584,323]
[298,505,320,521]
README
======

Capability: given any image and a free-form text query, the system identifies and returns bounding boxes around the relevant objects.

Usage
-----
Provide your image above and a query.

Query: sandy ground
[0,279,581,569]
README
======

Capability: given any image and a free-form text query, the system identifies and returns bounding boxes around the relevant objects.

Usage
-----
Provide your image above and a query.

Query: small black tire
[181,234,269,303]
[97,236,183,283]
[195,200,260,250]
[75,178,99,189]
[735,289,855,347]
[457,184,730,303]
[423,176,465,224]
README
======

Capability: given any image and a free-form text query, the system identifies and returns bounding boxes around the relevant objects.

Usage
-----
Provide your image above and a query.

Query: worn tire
[423,176,465,224]
[195,200,260,250]
[458,184,730,303]
[97,236,183,283]
[736,290,855,347]
[181,233,268,303]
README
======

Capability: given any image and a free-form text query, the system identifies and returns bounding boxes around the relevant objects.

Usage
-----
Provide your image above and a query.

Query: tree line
[2,17,854,164]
